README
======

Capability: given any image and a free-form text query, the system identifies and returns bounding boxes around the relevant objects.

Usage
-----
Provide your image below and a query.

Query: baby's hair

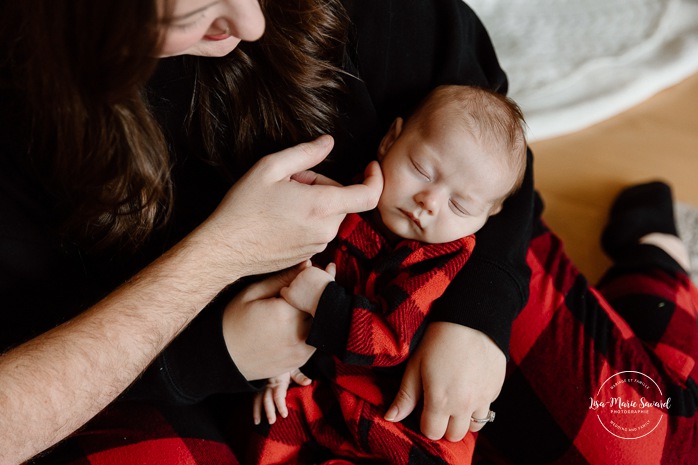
[407,85,527,203]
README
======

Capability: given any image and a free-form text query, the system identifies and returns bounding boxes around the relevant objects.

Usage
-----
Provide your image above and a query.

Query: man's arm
[0,232,230,464]
[0,138,382,463]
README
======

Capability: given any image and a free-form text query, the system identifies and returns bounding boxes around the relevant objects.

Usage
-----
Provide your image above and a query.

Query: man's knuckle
[255,155,275,174]
[424,392,449,411]
[318,227,337,244]
[365,194,379,211]
[308,201,330,219]
[297,141,316,157]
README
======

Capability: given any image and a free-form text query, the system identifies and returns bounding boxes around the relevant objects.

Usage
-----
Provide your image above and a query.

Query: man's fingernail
[384,405,398,421]
[315,135,331,146]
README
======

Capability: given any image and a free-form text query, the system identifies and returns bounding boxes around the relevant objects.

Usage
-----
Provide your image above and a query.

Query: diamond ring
[470,410,496,423]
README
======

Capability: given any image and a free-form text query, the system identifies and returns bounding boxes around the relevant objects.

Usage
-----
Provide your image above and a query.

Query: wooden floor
[530,72,698,284]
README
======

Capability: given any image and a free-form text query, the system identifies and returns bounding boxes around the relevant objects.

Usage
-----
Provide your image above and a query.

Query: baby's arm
[251,264,335,425]
[252,369,311,425]
[307,238,475,368]
[280,263,336,317]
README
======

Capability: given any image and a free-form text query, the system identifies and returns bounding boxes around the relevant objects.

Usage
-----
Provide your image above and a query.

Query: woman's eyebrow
[171,1,218,21]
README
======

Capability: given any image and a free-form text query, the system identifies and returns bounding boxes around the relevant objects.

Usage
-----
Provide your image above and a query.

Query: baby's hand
[280,262,336,316]
[253,369,312,425]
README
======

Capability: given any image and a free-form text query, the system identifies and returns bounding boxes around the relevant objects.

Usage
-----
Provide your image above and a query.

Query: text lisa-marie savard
[589,397,671,411]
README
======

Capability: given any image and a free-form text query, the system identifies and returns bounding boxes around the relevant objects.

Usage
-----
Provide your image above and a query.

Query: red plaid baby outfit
[246,212,477,464]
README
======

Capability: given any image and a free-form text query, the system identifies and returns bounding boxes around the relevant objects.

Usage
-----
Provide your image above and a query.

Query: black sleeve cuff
[306,281,353,357]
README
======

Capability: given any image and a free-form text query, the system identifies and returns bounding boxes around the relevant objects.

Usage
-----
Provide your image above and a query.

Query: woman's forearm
[0,232,234,465]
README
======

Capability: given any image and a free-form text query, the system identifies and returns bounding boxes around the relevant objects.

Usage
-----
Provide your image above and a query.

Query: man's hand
[222,265,317,382]
[384,322,506,440]
[200,136,383,280]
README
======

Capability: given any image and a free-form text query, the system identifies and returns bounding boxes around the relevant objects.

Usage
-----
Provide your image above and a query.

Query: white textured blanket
[677,203,698,284]
[467,0,698,141]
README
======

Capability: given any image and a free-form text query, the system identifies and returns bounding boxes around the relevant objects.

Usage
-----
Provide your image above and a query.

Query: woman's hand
[384,322,506,440]
[222,265,317,382]
[196,136,383,281]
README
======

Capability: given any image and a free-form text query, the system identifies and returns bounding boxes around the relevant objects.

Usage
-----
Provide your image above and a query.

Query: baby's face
[376,115,515,244]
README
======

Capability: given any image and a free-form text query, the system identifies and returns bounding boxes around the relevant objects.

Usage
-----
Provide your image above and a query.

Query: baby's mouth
[401,209,422,228]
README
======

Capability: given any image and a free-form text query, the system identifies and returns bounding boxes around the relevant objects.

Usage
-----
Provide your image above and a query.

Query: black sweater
[0,0,533,404]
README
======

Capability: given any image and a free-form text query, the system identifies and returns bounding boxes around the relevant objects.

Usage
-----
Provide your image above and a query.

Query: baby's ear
[377,117,403,161]
[489,202,503,216]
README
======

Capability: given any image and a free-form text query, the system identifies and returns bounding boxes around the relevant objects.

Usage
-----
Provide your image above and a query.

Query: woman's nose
[206,18,231,36]
[223,0,265,41]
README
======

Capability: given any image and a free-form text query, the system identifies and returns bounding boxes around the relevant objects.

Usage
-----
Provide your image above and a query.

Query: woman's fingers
[468,407,493,433]
[445,415,472,441]
[385,322,505,442]
[420,407,449,441]
[384,356,422,423]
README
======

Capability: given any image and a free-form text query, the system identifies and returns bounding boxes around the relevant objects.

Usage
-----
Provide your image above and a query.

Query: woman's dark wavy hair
[186,0,350,178]
[0,0,168,249]
[0,0,349,249]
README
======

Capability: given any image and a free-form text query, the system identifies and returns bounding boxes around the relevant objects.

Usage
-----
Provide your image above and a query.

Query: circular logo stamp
[589,370,671,439]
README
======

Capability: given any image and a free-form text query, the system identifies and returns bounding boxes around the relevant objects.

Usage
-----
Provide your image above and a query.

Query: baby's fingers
[324,262,337,279]
[290,369,312,386]
[273,388,289,419]
[263,389,278,425]
[252,392,264,425]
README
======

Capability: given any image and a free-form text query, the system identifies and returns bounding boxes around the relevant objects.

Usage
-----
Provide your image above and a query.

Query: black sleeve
[345,0,534,355]
[122,300,264,404]
[306,281,353,356]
